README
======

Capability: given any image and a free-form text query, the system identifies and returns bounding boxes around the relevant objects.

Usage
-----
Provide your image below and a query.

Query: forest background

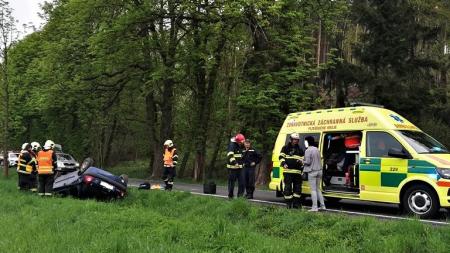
[1,0,449,184]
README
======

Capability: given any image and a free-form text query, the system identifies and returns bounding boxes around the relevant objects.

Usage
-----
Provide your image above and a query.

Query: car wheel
[402,184,439,219]
[120,174,128,185]
[79,157,94,174]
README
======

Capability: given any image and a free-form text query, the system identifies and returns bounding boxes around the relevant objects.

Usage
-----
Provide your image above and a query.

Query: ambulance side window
[366,132,404,157]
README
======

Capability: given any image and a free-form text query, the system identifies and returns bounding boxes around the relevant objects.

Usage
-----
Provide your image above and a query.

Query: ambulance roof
[282,106,420,133]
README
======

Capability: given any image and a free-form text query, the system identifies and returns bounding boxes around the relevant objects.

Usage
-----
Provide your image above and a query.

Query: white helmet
[44,140,55,149]
[164,140,174,147]
[290,133,300,140]
[21,142,30,150]
[31,142,41,151]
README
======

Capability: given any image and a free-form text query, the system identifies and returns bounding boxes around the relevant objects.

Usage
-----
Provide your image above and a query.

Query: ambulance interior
[322,132,362,193]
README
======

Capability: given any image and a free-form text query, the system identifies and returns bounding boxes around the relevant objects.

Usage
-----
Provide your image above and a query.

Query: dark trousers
[244,167,256,198]
[29,172,38,191]
[18,173,31,190]
[228,168,244,198]
[38,174,54,196]
[283,172,303,209]
[162,166,176,190]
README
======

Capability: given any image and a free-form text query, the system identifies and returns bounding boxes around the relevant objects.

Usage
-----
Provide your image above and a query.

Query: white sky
[10,0,46,38]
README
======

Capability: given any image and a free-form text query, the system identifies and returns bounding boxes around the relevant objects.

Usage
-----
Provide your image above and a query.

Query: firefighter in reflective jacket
[163,140,178,191]
[29,142,41,192]
[279,133,305,208]
[37,140,57,196]
[17,143,37,191]
[227,133,245,199]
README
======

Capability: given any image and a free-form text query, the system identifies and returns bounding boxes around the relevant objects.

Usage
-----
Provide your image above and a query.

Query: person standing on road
[227,133,245,199]
[303,136,326,212]
[29,142,41,192]
[162,140,178,191]
[37,140,57,196]
[17,143,37,191]
[279,133,305,209]
[242,139,262,199]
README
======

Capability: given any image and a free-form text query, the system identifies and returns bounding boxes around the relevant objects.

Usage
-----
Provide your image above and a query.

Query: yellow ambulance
[269,105,450,218]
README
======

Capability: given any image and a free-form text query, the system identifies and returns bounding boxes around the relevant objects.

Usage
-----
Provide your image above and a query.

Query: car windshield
[397,130,449,154]
[57,154,74,161]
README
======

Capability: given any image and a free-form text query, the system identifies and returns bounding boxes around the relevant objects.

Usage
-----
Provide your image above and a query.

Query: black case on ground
[203,181,216,194]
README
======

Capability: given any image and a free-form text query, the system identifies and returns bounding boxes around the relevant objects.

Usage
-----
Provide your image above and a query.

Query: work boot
[286,200,293,209]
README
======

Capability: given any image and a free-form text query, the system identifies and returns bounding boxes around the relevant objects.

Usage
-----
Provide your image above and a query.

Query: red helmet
[235,134,245,143]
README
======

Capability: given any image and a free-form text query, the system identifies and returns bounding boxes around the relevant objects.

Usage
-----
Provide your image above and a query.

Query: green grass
[1,175,449,253]
[106,160,150,179]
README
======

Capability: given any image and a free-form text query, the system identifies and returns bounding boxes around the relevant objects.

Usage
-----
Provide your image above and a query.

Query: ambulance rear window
[397,131,449,154]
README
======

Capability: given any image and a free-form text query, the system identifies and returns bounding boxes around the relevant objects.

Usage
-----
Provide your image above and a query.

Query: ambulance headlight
[437,168,450,179]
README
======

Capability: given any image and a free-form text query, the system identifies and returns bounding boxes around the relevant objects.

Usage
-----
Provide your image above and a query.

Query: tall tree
[0,0,17,177]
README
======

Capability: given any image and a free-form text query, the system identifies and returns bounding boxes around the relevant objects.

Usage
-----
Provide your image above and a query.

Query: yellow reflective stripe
[227,152,234,156]
[17,163,33,173]
[284,195,293,199]
[279,158,285,162]
[38,166,53,174]
[293,193,301,198]
[279,153,286,158]
[227,164,241,169]
[283,169,302,174]
[230,158,236,162]
[285,155,303,160]
[234,154,242,158]
[17,169,31,174]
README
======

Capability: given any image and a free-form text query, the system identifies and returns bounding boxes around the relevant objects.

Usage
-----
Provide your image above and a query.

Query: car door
[360,131,411,202]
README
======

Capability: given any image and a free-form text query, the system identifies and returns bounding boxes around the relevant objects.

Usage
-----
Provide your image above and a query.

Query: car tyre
[120,174,128,185]
[402,184,439,219]
[79,157,94,174]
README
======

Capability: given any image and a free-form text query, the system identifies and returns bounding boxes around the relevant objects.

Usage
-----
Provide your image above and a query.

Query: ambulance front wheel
[402,184,439,219]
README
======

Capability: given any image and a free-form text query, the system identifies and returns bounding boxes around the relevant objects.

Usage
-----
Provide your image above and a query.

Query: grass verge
[1,175,449,253]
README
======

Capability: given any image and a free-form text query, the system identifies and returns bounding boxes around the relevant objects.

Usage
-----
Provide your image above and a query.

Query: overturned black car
[53,158,128,199]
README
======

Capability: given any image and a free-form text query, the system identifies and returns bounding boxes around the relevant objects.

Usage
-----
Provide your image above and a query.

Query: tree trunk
[191,23,227,181]
[255,150,270,186]
[178,149,190,178]
[316,18,322,67]
[146,91,161,178]
[104,117,118,166]
[206,131,224,180]
[2,47,9,177]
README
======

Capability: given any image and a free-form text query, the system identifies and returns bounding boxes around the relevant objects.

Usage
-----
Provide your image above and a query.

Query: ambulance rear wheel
[402,184,439,219]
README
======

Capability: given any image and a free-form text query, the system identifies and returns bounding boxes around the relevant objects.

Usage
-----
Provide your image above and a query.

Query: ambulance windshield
[397,131,449,154]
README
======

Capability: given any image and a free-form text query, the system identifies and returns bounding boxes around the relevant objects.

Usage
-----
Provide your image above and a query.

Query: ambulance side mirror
[388,148,411,159]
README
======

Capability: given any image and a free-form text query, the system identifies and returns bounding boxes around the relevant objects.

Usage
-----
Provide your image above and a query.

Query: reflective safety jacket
[279,143,305,174]
[17,151,36,174]
[37,149,57,175]
[163,147,178,167]
[227,141,243,169]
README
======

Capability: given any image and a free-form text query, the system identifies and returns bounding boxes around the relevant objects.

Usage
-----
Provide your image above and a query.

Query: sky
[10,0,47,37]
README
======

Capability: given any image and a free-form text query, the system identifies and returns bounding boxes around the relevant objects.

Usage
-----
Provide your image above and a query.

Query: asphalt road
[129,178,450,226]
